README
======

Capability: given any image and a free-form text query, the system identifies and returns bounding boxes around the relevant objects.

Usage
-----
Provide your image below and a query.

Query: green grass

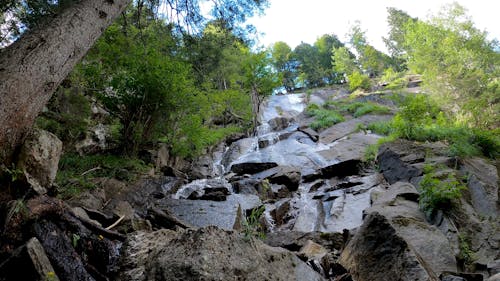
[324,100,391,118]
[306,104,345,130]
[56,153,150,199]
[364,94,500,159]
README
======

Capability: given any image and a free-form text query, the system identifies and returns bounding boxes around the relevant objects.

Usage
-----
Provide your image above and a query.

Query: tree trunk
[0,0,130,164]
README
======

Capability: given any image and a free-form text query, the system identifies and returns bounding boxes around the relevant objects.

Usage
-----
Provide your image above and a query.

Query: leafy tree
[270,41,297,91]
[331,46,358,79]
[402,3,500,128]
[383,7,417,69]
[347,21,394,77]
[0,0,269,164]
[242,49,280,131]
[314,34,344,83]
[293,42,324,88]
[76,12,195,155]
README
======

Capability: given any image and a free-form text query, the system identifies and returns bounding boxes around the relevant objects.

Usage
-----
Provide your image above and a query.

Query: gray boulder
[17,128,62,195]
[341,182,458,280]
[118,226,325,281]
[254,165,301,191]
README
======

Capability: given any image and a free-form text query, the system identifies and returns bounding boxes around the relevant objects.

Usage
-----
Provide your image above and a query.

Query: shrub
[347,71,371,92]
[418,166,465,216]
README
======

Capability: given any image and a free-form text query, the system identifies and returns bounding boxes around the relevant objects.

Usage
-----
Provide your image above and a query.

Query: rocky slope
[0,87,498,281]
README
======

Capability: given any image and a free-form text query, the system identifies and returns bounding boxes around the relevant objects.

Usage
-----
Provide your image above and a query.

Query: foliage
[271,41,297,91]
[383,7,417,68]
[242,205,266,240]
[306,104,345,130]
[380,68,407,90]
[347,71,371,92]
[401,3,500,128]
[35,87,91,145]
[331,46,358,78]
[347,22,396,77]
[56,153,149,198]
[458,234,476,269]
[368,94,499,159]
[325,100,390,118]
[418,164,465,216]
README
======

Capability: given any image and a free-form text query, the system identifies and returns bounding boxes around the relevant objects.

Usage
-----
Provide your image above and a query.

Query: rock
[460,157,498,218]
[269,116,292,131]
[264,231,345,252]
[441,275,466,281]
[230,162,278,175]
[342,182,458,280]
[159,194,261,230]
[75,123,110,155]
[270,200,291,226]
[488,260,500,276]
[17,129,63,195]
[318,132,380,162]
[174,178,232,200]
[0,237,60,281]
[221,138,256,169]
[489,273,500,281]
[378,143,422,184]
[67,187,106,210]
[298,126,319,142]
[254,166,302,191]
[320,159,361,179]
[299,240,328,260]
[339,212,433,281]
[319,114,391,144]
[118,226,325,281]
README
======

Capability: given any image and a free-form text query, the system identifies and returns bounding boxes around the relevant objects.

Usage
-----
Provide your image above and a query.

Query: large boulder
[159,194,261,230]
[17,128,63,195]
[340,182,458,280]
[318,132,380,162]
[340,212,433,281]
[118,226,325,281]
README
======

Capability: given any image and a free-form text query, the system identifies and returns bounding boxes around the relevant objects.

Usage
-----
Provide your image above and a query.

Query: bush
[418,165,465,216]
[347,71,371,92]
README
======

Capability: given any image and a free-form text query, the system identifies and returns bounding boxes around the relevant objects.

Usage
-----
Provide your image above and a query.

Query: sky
[247,0,500,52]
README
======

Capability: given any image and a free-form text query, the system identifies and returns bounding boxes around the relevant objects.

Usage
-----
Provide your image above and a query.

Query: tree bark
[0,0,130,164]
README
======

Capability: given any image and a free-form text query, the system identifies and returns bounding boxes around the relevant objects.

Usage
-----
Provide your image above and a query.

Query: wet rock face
[268,116,292,131]
[230,162,278,175]
[118,226,325,281]
[378,145,422,184]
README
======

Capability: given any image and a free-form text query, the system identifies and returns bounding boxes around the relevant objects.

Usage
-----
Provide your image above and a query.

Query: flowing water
[174,92,381,233]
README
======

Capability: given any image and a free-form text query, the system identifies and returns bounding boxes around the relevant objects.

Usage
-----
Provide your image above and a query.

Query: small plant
[72,234,81,248]
[458,234,476,269]
[3,164,23,182]
[418,165,466,216]
[242,205,266,240]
